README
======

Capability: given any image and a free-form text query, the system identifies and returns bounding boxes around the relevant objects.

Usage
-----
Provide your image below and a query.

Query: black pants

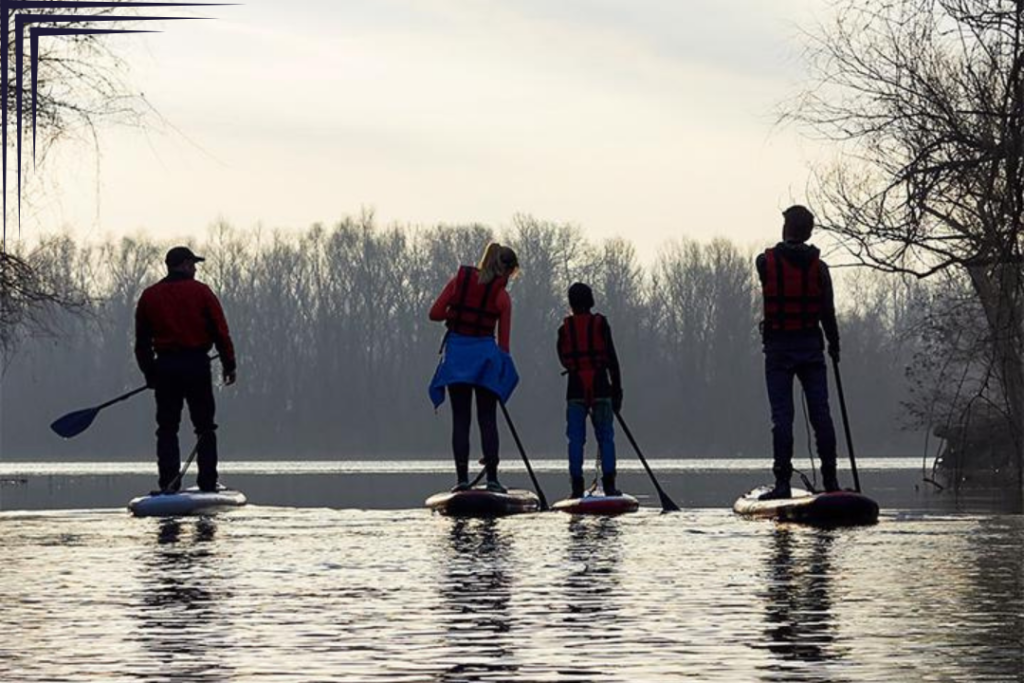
[154,352,218,491]
[449,383,499,482]
[764,346,837,483]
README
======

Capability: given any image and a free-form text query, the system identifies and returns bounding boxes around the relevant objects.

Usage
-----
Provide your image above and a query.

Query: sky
[16,0,828,262]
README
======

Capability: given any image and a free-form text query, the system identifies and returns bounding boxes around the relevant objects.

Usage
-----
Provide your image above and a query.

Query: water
[1,462,1022,681]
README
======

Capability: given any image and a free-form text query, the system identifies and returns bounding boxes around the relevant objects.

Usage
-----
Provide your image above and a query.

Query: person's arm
[496,291,511,353]
[819,261,840,359]
[604,319,623,411]
[428,277,457,321]
[755,252,767,284]
[556,324,568,370]
[134,296,156,386]
[206,288,237,384]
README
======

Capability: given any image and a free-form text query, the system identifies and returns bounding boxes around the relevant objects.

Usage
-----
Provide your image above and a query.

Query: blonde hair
[477,242,519,284]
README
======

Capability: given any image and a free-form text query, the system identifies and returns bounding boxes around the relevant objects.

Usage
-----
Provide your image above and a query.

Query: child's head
[568,282,595,313]
[782,205,814,243]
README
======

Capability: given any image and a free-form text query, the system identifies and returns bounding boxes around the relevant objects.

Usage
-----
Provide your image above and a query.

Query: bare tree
[2,3,172,364]
[790,0,1024,497]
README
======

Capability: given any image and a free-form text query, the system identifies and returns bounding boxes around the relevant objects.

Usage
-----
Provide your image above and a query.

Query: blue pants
[764,346,837,482]
[567,399,616,480]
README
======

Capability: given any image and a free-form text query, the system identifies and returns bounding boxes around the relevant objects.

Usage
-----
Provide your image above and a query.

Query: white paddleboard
[128,486,247,518]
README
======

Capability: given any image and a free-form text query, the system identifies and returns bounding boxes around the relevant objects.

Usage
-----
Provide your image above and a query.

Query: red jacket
[429,267,512,352]
[135,273,236,374]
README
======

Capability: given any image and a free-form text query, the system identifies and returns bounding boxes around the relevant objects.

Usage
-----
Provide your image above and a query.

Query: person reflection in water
[563,517,622,620]
[136,518,230,683]
[760,528,840,680]
[436,519,517,682]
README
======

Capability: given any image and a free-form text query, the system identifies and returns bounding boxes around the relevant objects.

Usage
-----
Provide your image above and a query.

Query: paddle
[499,402,549,511]
[50,385,149,438]
[50,354,221,438]
[831,357,862,493]
[156,438,202,495]
[614,411,681,512]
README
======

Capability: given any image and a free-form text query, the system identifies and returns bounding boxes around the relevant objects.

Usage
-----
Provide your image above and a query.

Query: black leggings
[449,384,499,481]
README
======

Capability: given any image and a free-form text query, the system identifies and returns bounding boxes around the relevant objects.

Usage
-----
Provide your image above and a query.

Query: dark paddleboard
[552,492,639,515]
[425,487,540,517]
[734,486,879,526]
[128,486,247,518]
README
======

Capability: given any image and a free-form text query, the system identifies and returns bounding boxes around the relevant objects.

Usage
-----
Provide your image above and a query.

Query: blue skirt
[429,333,519,408]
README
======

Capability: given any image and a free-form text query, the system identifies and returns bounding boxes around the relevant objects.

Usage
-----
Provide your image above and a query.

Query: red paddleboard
[552,492,639,515]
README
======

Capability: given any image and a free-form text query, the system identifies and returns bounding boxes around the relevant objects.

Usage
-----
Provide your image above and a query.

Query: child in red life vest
[556,283,624,498]
[429,243,520,493]
[756,205,842,500]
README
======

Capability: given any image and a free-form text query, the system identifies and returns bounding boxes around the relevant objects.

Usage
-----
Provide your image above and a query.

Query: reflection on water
[437,519,517,682]
[0,509,1021,682]
[133,518,231,683]
[758,529,844,683]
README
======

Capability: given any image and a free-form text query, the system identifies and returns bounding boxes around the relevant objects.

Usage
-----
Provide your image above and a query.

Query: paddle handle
[500,402,549,511]
[831,358,862,493]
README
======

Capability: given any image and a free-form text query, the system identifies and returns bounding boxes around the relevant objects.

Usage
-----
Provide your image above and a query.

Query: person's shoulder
[139,277,168,299]
[190,278,216,292]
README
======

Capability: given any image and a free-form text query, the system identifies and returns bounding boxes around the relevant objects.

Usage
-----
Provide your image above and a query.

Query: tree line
[1,215,928,461]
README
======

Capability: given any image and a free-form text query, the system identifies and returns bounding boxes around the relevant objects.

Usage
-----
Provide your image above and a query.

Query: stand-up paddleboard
[552,492,639,515]
[425,487,540,517]
[734,486,878,526]
[128,486,247,518]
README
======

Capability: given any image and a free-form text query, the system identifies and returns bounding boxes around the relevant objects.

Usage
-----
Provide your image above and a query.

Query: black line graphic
[1,1,234,245]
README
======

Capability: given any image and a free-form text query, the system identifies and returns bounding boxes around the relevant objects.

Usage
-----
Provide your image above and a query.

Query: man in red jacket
[135,246,237,493]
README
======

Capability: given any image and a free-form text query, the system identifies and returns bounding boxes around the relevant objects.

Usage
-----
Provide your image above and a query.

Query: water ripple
[0,509,1020,681]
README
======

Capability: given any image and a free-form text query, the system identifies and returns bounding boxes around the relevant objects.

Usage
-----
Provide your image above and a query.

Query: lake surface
[1,461,1022,682]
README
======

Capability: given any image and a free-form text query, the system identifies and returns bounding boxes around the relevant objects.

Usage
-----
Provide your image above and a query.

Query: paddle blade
[50,407,99,438]
[658,489,681,513]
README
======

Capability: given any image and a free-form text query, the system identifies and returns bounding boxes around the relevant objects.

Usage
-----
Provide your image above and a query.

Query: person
[757,205,841,500]
[429,242,520,493]
[556,282,623,498]
[135,246,237,493]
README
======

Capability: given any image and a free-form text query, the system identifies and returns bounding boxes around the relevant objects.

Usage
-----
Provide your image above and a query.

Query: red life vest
[762,248,823,332]
[445,266,507,337]
[558,313,610,405]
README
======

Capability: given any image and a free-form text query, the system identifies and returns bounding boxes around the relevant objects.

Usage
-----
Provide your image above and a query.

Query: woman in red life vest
[428,242,520,493]
[757,205,842,500]
[557,282,623,498]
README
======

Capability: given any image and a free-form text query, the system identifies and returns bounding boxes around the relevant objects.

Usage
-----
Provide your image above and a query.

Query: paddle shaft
[102,354,223,410]
[499,402,549,511]
[163,438,201,494]
[831,357,862,493]
[95,385,149,411]
[614,411,681,512]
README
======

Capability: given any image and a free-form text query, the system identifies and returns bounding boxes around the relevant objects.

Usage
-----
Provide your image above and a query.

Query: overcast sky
[19,0,828,261]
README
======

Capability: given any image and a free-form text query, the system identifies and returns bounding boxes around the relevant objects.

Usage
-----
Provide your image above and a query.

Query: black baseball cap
[165,246,205,267]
